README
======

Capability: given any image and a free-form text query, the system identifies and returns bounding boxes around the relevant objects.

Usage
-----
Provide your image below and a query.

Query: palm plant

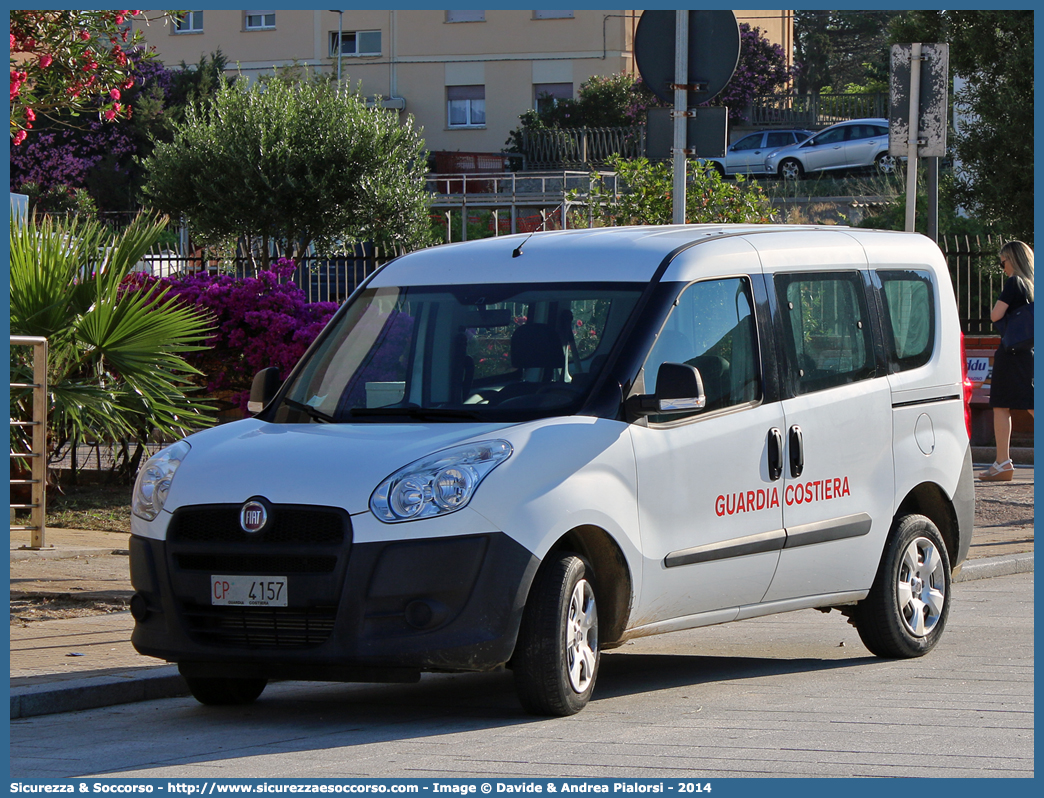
[9,211,215,483]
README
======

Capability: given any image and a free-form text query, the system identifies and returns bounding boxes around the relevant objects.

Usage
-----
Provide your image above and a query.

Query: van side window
[644,277,761,420]
[878,270,935,371]
[775,272,875,395]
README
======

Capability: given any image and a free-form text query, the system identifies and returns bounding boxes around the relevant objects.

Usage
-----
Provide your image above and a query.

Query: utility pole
[330,10,344,90]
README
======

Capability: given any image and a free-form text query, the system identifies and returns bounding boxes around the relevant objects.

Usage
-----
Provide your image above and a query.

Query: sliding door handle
[768,428,784,481]
[789,425,804,478]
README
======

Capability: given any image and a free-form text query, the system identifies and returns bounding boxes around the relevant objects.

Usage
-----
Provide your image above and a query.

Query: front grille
[181,604,337,648]
[176,554,337,573]
[169,505,346,545]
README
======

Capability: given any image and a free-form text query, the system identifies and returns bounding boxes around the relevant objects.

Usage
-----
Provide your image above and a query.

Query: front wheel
[184,676,268,706]
[779,158,804,180]
[513,553,599,716]
[853,515,951,658]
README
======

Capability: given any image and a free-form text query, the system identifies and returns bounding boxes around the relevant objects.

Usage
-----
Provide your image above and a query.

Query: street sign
[646,107,728,160]
[634,10,740,106]
[889,43,949,157]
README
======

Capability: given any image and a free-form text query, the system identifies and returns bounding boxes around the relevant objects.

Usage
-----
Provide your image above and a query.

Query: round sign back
[634,10,741,106]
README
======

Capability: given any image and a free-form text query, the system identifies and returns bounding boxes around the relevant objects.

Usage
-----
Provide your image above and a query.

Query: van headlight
[370,440,513,523]
[132,440,191,521]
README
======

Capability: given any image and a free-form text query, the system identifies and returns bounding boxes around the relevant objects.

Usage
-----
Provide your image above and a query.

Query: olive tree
[142,75,432,267]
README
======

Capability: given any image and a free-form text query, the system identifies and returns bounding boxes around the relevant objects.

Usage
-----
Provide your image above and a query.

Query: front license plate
[211,575,288,607]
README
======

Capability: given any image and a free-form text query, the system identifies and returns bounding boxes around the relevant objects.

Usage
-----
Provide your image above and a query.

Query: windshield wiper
[348,406,487,421]
[283,398,337,423]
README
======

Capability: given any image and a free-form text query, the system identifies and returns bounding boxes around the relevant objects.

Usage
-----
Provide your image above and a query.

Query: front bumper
[130,503,539,680]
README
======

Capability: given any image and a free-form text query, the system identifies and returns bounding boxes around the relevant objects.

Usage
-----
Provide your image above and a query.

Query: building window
[245,11,276,31]
[447,85,485,127]
[533,10,574,20]
[446,10,485,23]
[330,30,381,57]
[174,10,203,33]
[534,82,572,113]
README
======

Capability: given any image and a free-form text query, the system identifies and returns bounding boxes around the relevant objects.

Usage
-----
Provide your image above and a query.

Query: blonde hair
[1001,240,1034,302]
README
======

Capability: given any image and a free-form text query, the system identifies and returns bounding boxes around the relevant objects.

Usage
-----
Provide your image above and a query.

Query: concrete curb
[9,552,1033,720]
[954,551,1034,582]
[971,446,1034,466]
[10,665,188,720]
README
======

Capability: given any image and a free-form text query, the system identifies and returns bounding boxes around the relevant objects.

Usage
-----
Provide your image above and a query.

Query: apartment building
[135,9,794,157]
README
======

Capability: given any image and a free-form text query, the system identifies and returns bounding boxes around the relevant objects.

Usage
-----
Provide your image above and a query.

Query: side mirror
[627,362,706,416]
[248,367,281,414]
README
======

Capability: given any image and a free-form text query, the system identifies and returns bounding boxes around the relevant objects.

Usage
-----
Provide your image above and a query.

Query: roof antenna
[512,203,563,258]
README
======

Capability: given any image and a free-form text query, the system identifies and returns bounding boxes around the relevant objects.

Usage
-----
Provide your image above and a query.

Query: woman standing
[980,240,1034,481]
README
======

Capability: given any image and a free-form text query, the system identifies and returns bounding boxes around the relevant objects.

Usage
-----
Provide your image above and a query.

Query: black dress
[990,276,1034,410]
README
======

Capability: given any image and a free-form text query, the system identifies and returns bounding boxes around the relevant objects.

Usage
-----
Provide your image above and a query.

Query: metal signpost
[889,43,949,238]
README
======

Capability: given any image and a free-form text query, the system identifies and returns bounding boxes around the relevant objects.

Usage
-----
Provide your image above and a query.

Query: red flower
[104,108,116,121]
[13,129,27,145]
[110,88,121,101]
[79,30,90,41]
[38,54,53,68]
[123,78,135,90]
[25,108,35,122]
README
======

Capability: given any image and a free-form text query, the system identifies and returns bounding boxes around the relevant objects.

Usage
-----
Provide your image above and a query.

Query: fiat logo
[240,500,268,533]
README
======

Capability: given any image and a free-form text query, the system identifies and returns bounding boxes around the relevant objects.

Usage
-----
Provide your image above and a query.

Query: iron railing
[519,126,645,170]
[134,244,400,305]
[747,93,889,129]
[940,234,1005,335]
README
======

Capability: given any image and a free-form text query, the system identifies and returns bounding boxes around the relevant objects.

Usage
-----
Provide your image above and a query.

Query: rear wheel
[779,158,804,180]
[513,553,599,716]
[184,676,268,706]
[853,515,951,658]
[875,153,899,175]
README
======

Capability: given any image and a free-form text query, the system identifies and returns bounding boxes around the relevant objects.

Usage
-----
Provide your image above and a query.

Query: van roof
[369,225,935,286]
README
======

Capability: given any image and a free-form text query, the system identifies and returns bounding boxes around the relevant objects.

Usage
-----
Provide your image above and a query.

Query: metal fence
[518,126,645,170]
[939,234,1006,335]
[747,93,889,129]
[135,242,401,305]
[127,218,1003,334]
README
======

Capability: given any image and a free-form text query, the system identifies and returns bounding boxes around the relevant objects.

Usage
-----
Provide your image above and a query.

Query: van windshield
[274,282,643,423]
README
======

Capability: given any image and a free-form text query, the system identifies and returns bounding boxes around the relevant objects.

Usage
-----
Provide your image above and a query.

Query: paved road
[10,572,1033,780]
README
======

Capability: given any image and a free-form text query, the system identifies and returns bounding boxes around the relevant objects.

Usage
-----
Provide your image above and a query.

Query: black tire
[184,676,268,706]
[853,515,951,658]
[779,158,804,180]
[513,553,600,716]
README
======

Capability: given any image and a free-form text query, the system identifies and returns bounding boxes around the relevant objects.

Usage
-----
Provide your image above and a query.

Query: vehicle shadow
[88,650,880,777]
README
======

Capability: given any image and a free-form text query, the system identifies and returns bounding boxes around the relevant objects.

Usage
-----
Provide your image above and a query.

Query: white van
[130,225,975,716]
